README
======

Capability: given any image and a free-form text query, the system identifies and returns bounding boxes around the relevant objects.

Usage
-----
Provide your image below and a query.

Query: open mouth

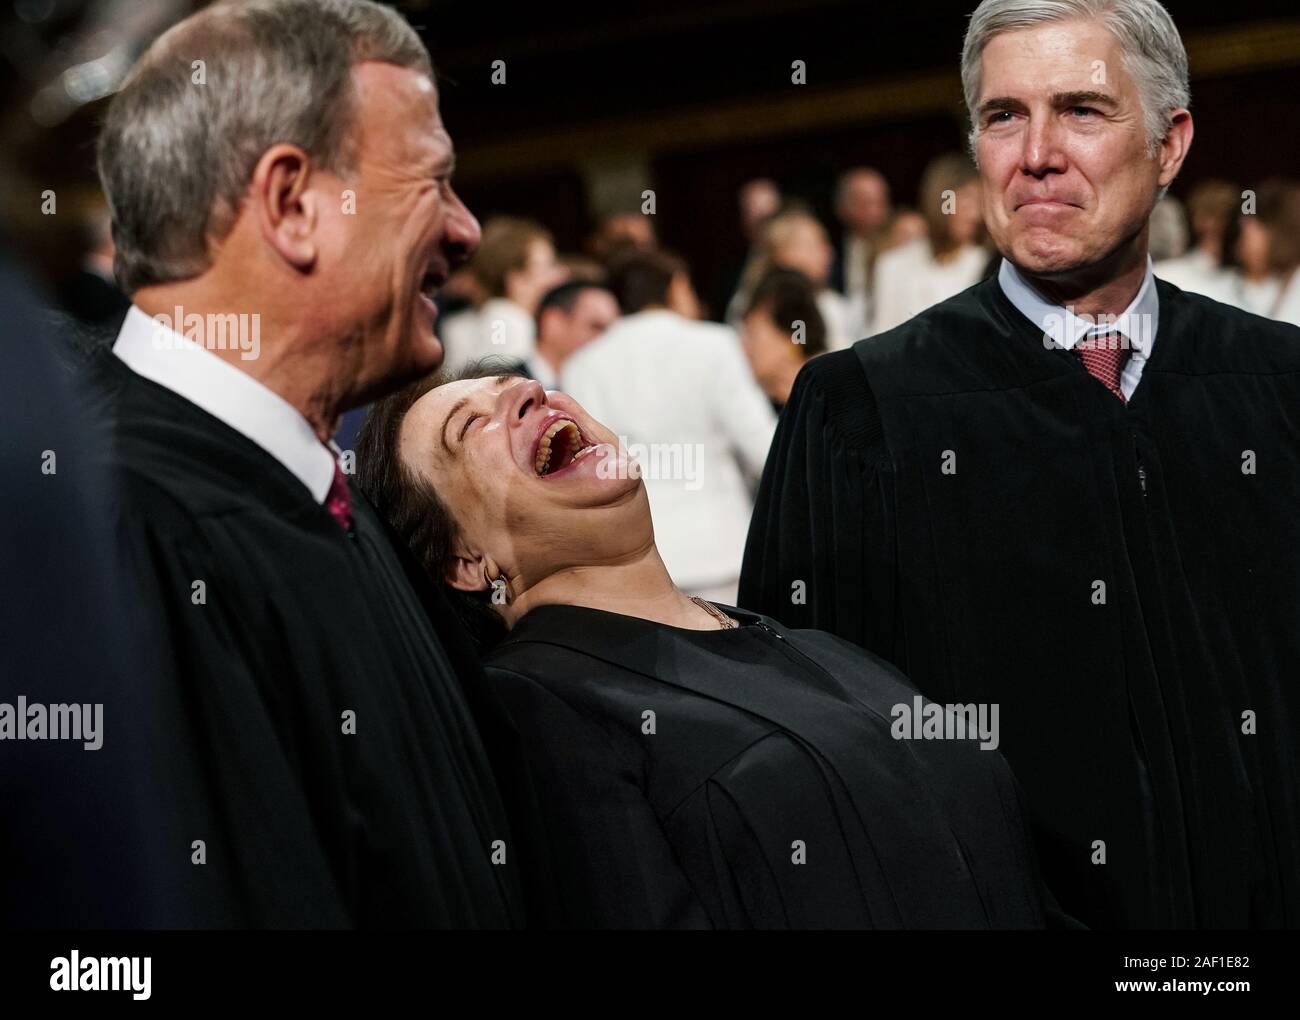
[420,270,446,298]
[533,415,598,478]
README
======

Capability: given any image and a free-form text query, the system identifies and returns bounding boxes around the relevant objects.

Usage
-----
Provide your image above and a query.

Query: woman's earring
[487,567,509,605]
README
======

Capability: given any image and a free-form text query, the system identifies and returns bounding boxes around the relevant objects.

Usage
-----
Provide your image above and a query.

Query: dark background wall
[9,0,1299,306]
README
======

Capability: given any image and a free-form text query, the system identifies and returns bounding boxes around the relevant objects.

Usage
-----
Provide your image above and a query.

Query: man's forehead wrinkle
[353,62,440,123]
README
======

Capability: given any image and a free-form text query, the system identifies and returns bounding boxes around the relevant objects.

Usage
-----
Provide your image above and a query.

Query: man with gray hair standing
[87,0,518,926]
[742,0,1300,928]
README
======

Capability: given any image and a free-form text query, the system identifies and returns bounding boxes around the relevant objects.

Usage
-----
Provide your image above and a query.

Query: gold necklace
[690,596,739,630]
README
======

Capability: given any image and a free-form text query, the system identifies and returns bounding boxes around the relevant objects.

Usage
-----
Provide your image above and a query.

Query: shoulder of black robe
[81,349,521,928]
[481,602,1048,929]
[0,250,171,927]
[739,343,893,651]
[739,275,1300,928]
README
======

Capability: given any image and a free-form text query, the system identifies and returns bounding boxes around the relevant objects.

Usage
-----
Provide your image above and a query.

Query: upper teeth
[535,419,591,475]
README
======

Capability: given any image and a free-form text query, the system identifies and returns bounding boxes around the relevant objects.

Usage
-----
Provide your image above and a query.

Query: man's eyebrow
[440,396,470,455]
[977,91,1119,117]
[432,137,456,177]
[1051,90,1119,108]
[978,95,1028,117]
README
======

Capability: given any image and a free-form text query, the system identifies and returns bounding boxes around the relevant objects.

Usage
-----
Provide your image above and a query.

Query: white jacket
[440,297,535,373]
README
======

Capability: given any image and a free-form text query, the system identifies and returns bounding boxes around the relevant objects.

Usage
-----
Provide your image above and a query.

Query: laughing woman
[357,369,1049,929]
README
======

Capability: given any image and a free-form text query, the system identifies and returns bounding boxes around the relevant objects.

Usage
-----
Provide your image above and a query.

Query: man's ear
[251,143,319,272]
[1157,109,1194,190]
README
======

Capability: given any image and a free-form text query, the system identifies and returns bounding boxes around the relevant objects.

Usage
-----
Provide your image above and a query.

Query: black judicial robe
[83,351,520,928]
[479,603,1047,929]
[739,277,1300,929]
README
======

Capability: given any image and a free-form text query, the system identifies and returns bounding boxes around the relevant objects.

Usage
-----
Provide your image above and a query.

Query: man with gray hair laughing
[86,0,518,926]
[742,0,1300,928]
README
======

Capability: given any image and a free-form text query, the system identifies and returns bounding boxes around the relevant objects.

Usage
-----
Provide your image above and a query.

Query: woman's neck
[504,543,723,631]
[763,357,803,406]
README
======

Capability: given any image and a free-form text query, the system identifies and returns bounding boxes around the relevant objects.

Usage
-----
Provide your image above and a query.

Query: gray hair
[98,0,431,294]
[961,0,1190,158]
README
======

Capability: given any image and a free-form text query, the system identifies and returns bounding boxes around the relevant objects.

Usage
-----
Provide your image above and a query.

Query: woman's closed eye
[458,413,482,444]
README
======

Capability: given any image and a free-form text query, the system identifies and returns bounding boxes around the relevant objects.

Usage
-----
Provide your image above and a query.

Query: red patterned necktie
[1075,329,1130,402]
[325,459,353,532]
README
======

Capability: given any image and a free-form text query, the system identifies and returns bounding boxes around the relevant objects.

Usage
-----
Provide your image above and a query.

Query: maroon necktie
[325,459,353,532]
[1075,330,1130,402]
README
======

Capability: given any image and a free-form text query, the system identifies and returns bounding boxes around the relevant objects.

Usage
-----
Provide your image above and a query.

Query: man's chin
[406,319,445,375]
[1007,236,1092,278]
[416,332,445,373]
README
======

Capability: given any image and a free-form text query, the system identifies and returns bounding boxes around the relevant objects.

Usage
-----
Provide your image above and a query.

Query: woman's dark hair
[355,360,521,648]
[743,266,827,358]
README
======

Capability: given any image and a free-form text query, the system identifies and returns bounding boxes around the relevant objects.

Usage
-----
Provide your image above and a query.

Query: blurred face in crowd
[838,171,890,236]
[505,237,566,314]
[773,217,833,287]
[314,62,480,399]
[949,179,984,247]
[599,212,657,253]
[741,305,806,404]
[400,376,647,599]
[1236,217,1271,278]
[1193,209,1227,247]
[973,18,1191,277]
[885,210,928,249]
[739,179,781,241]
[537,288,619,365]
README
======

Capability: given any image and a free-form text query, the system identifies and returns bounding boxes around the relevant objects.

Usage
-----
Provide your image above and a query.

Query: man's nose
[1020,113,1067,178]
[443,186,482,266]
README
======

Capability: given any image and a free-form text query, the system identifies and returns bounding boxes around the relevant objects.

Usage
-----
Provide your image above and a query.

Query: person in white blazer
[562,248,776,604]
[870,153,988,336]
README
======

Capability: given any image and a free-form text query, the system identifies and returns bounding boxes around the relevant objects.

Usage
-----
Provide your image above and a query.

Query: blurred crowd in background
[55,161,1300,397]
[41,159,1300,603]
[6,0,1299,606]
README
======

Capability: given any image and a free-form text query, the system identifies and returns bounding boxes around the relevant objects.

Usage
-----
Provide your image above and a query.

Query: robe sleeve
[739,349,898,659]
[111,479,352,927]
[480,665,711,929]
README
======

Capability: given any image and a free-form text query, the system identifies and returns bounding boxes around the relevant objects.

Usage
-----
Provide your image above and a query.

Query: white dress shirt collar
[997,255,1159,356]
[112,304,337,504]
